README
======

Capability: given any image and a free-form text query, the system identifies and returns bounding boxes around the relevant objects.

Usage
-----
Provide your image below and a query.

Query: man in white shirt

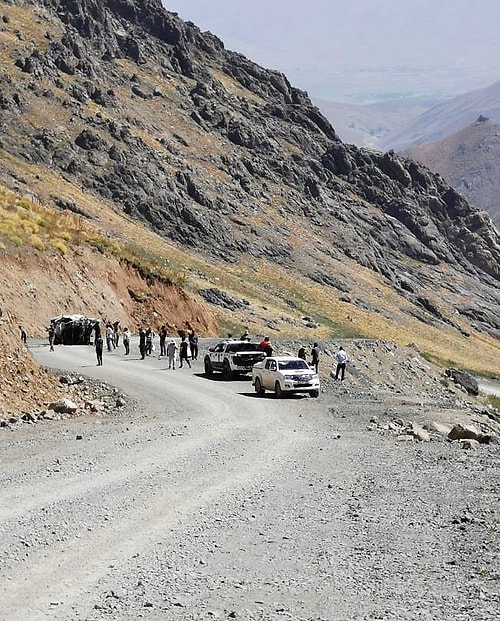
[335,346,348,381]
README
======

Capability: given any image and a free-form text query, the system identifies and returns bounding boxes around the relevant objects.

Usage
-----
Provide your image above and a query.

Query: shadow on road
[193,373,252,383]
[238,391,309,400]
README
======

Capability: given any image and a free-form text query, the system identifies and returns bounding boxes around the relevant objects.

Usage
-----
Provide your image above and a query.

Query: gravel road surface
[0,341,498,620]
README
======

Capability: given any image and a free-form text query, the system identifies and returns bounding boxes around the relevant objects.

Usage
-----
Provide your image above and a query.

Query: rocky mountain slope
[0,0,499,399]
[406,117,500,228]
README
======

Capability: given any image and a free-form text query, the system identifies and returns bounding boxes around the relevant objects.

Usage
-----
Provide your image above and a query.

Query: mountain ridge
[384,80,500,151]
[405,117,500,227]
[0,0,499,385]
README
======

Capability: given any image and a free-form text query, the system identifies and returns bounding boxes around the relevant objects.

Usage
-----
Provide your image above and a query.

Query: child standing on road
[166,339,177,370]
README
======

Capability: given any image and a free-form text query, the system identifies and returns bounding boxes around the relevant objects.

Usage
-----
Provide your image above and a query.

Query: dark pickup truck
[204,340,266,379]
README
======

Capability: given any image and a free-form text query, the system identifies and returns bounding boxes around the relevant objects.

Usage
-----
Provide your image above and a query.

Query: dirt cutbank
[0,246,216,414]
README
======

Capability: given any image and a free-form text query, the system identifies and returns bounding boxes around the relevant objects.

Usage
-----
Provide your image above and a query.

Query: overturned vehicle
[51,314,98,345]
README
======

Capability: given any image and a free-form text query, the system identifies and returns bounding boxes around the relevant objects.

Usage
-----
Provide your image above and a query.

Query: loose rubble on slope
[0,371,129,429]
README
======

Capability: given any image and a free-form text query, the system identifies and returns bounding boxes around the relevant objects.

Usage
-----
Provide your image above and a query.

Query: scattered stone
[22,412,38,423]
[448,424,490,444]
[425,420,452,436]
[410,423,430,442]
[396,434,414,442]
[48,398,78,414]
[199,288,248,311]
[457,439,481,450]
[60,374,84,385]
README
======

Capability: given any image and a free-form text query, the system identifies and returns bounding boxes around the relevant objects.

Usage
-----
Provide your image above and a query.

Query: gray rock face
[445,369,479,396]
[199,288,249,312]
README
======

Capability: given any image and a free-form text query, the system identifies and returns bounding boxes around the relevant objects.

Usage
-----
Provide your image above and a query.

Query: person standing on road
[335,345,348,381]
[106,324,114,352]
[145,327,154,356]
[189,330,199,360]
[297,345,306,361]
[47,324,55,351]
[19,325,27,344]
[179,336,191,368]
[240,328,250,341]
[122,327,131,355]
[166,339,177,369]
[259,336,273,357]
[112,320,120,347]
[311,342,320,374]
[139,327,146,360]
[159,325,167,358]
[95,333,104,366]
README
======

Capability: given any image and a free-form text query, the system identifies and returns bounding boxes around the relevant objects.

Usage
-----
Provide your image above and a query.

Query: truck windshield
[226,343,262,353]
[278,360,309,371]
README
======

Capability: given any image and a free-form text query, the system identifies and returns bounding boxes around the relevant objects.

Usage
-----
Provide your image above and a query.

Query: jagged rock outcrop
[0,0,499,343]
[405,117,500,228]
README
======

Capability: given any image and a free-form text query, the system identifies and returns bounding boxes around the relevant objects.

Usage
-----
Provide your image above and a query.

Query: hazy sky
[166,1,500,104]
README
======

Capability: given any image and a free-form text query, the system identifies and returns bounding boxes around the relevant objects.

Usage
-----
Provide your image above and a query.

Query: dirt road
[1,342,498,620]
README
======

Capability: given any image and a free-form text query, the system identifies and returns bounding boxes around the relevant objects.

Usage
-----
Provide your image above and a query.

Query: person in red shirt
[259,336,273,357]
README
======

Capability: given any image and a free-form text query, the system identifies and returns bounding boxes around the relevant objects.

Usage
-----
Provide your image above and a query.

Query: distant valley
[313,95,442,149]
[315,80,500,226]
[315,80,500,151]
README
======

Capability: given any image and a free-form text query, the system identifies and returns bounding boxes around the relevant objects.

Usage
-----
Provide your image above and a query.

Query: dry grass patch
[487,395,500,412]
[209,68,266,105]
[115,58,191,99]
[0,3,63,56]
[0,186,87,251]
[279,139,303,155]
[0,184,187,285]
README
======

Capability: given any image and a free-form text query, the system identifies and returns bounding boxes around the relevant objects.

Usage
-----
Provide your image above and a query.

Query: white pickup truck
[252,356,320,398]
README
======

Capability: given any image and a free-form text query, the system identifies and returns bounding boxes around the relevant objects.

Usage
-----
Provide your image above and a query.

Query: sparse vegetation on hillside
[0,186,187,287]
[487,395,500,412]
[0,187,78,252]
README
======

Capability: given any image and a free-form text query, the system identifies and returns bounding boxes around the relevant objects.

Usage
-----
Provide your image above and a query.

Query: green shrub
[30,234,45,251]
[487,395,500,412]
[51,239,68,254]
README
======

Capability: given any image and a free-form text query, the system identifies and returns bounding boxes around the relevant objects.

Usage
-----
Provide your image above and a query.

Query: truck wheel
[274,381,283,398]
[222,359,233,380]
[310,389,319,398]
[204,357,213,376]
[255,377,265,396]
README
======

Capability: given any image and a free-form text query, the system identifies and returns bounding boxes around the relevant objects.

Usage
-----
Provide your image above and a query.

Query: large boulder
[448,424,490,444]
[48,398,78,414]
[445,368,479,395]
